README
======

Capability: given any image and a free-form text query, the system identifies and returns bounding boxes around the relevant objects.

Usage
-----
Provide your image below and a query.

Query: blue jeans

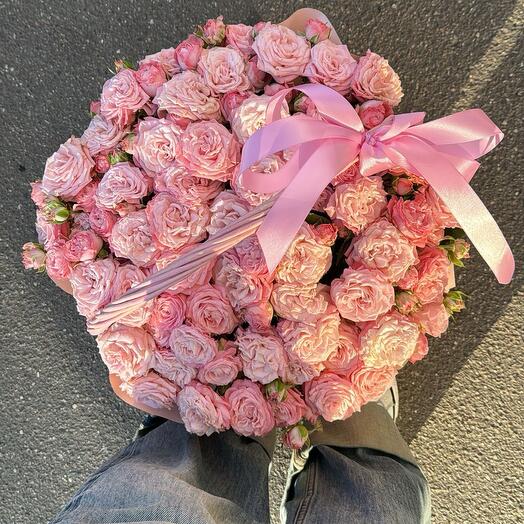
[51,403,430,523]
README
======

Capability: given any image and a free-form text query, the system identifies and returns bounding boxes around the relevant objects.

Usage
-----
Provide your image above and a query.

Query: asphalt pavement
[1,1,522,522]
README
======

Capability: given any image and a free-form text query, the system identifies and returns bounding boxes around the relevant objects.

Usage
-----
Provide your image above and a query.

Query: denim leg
[51,421,273,524]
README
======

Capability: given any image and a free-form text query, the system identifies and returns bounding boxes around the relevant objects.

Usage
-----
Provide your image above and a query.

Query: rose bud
[392,176,414,196]
[21,242,46,271]
[444,290,466,315]
[113,58,134,72]
[453,238,470,260]
[175,34,204,71]
[304,18,331,44]
[119,133,135,155]
[253,21,268,36]
[89,100,101,115]
[264,379,288,402]
[283,424,309,450]
[441,237,471,267]
[356,100,393,129]
[135,61,167,97]
[196,16,226,46]
[94,154,111,174]
[395,290,420,315]
[43,198,70,224]
[247,56,268,90]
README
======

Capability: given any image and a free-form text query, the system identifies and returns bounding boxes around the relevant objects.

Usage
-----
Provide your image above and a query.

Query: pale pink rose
[397,266,419,290]
[305,372,361,422]
[30,181,47,208]
[356,100,393,129]
[351,50,403,107]
[109,210,161,267]
[146,192,209,250]
[424,187,459,229]
[81,115,128,156]
[22,242,46,271]
[176,120,240,181]
[234,235,269,275]
[89,206,117,239]
[304,18,331,43]
[198,343,242,386]
[100,69,149,127]
[413,246,452,304]
[132,117,182,175]
[246,57,268,90]
[241,301,274,332]
[275,224,332,285]
[207,190,251,236]
[140,48,180,77]
[220,91,252,122]
[325,176,387,233]
[224,379,275,436]
[73,180,99,213]
[35,211,69,249]
[199,16,226,46]
[97,324,155,381]
[283,424,309,449]
[169,324,217,368]
[387,191,439,248]
[135,61,167,97]
[152,347,197,388]
[395,291,420,316]
[153,71,221,124]
[359,311,419,368]
[45,241,72,279]
[324,321,361,374]
[271,282,329,322]
[63,230,103,263]
[277,307,340,365]
[304,40,356,95]
[148,291,187,347]
[154,165,223,204]
[409,333,429,363]
[186,284,238,335]
[42,137,94,200]
[174,35,204,71]
[121,372,179,410]
[95,162,151,213]
[272,388,307,427]
[349,365,397,403]
[410,301,449,337]
[346,219,418,283]
[331,268,395,322]
[236,328,286,384]
[178,382,231,436]
[230,94,289,144]
[70,258,118,318]
[282,353,324,385]
[226,24,254,56]
[252,24,311,83]
[197,47,251,95]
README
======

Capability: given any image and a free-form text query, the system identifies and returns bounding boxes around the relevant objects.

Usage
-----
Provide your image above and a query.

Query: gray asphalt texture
[1,1,523,522]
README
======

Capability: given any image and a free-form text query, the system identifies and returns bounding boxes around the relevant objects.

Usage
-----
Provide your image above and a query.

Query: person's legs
[51,420,274,524]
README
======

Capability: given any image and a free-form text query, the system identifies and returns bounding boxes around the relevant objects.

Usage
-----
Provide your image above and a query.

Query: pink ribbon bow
[239,83,514,284]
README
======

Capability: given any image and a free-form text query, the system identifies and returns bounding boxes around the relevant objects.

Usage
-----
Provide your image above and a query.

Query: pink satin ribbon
[239,84,514,284]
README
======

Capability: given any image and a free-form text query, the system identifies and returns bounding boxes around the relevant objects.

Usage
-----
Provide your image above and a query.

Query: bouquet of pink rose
[22,9,513,448]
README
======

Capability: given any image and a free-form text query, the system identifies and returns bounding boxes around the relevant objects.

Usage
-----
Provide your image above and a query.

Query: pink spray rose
[409,333,429,363]
[94,154,110,174]
[283,424,309,449]
[174,35,204,71]
[356,100,393,129]
[178,382,231,436]
[63,230,103,263]
[120,372,179,410]
[410,301,449,337]
[252,24,311,83]
[175,120,240,182]
[135,61,167,97]
[198,16,226,46]
[331,268,395,322]
[351,50,403,107]
[89,206,117,239]
[97,324,155,381]
[271,282,330,323]
[42,137,94,200]
[30,181,47,208]
[226,24,254,56]
[152,347,197,388]
[198,343,242,386]
[140,48,179,77]
[349,365,397,403]
[100,69,149,127]
[21,242,46,271]
[323,321,361,374]
[305,372,361,422]
[304,40,356,95]
[73,180,99,213]
[241,301,274,332]
[304,18,331,43]
[81,115,128,156]
[413,246,452,304]
[45,241,72,280]
[272,388,307,427]
[220,91,252,122]
[169,324,217,368]
[225,379,275,436]
[397,266,419,290]
[207,190,251,236]
[246,56,268,90]
[148,291,187,347]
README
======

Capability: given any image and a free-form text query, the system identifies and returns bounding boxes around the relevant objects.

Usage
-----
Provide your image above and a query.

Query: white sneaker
[377,378,399,421]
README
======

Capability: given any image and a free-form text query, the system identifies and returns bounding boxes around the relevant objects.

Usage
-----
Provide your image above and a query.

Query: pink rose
[271,282,329,323]
[304,18,331,43]
[236,328,286,384]
[324,321,361,374]
[140,48,179,77]
[95,162,151,213]
[413,246,452,304]
[207,190,251,236]
[35,211,69,249]
[146,192,210,250]
[252,24,311,83]
[100,69,149,127]
[109,210,160,267]
[81,115,128,156]
[359,311,419,368]
[174,35,204,71]
[220,91,252,122]
[169,324,217,368]
[153,71,221,124]
[63,230,103,263]
[94,154,110,174]
[97,324,155,381]
[30,181,47,208]
[22,242,46,271]
[226,24,254,56]
[42,137,94,200]
[283,424,309,449]
[325,176,387,233]
[393,176,414,196]
[305,372,361,422]
[282,353,324,385]
[246,57,268,90]
[132,117,182,175]
[198,343,242,386]
[199,16,226,46]
[331,268,395,322]
[241,302,274,332]
[304,40,356,95]
[73,180,99,213]
[271,388,307,427]
[197,47,250,95]
[410,301,449,337]
[89,206,117,239]
[224,379,275,436]
[349,365,397,403]
[148,291,187,347]
[153,347,197,388]
[135,61,167,97]
[356,100,393,129]
[346,219,418,283]
[351,50,403,107]
[177,382,231,436]
[176,120,240,182]
[186,284,238,335]
[121,372,179,410]
[70,258,118,318]
[45,241,72,279]
[409,333,429,363]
